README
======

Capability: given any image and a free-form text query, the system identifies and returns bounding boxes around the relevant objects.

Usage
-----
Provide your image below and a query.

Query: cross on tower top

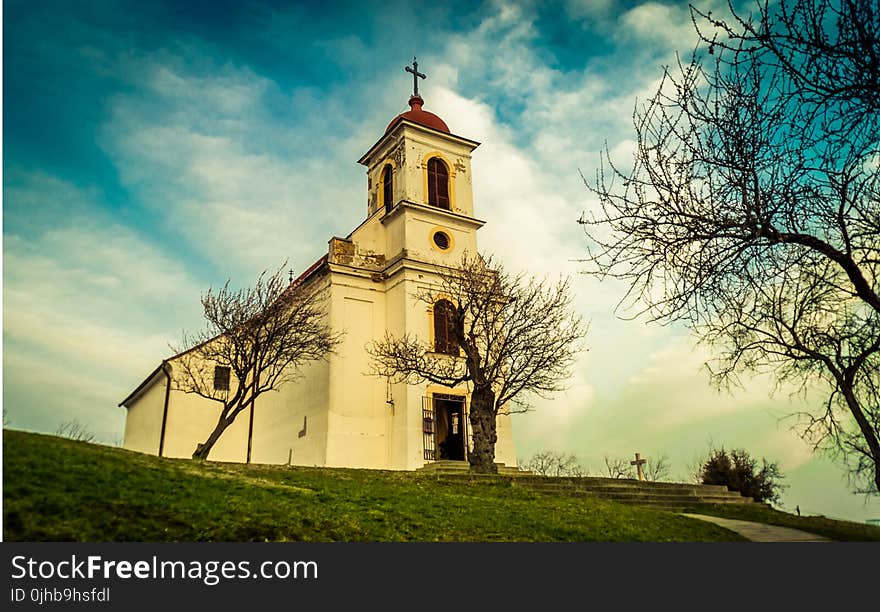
[405,57,426,97]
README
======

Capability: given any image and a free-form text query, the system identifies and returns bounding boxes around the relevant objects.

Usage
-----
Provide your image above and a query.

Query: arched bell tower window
[433,299,458,355]
[381,164,394,214]
[427,157,450,210]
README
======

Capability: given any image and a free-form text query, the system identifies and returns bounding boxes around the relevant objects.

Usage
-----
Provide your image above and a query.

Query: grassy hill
[3,430,877,542]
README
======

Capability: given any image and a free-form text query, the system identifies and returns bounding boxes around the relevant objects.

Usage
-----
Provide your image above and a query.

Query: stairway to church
[416,463,760,511]
[416,460,528,476]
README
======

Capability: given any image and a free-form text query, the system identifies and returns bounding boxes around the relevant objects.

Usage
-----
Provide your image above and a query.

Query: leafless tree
[174,265,342,461]
[644,452,672,482]
[581,1,880,494]
[55,419,96,443]
[685,454,708,485]
[521,450,587,477]
[693,0,880,128]
[603,456,635,480]
[369,253,586,473]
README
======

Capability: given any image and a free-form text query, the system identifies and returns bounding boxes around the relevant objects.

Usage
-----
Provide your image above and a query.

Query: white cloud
[3,172,203,440]
[618,2,700,50]
[99,58,369,278]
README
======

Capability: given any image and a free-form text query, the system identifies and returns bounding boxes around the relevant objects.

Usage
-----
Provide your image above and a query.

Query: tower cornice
[357,120,480,167]
[380,200,485,229]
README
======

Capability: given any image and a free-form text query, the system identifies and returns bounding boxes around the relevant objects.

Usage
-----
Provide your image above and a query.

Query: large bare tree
[368,253,586,473]
[174,265,342,461]
[581,0,880,493]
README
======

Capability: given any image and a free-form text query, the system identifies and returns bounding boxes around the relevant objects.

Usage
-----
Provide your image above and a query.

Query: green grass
[681,502,880,542]
[2,430,738,542]
[2,429,867,542]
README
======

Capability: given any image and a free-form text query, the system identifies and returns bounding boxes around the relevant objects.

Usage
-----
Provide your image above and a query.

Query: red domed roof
[385,95,449,134]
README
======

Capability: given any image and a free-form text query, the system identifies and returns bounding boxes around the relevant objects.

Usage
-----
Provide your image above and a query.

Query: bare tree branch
[368,252,587,473]
[521,450,587,477]
[604,456,635,480]
[645,452,672,482]
[172,263,343,460]
[581,0,880,494]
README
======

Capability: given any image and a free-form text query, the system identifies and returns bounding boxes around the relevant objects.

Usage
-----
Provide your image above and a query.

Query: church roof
[385,95,449,134]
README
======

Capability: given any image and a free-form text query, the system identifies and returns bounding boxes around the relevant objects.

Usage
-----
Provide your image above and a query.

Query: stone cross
[405,57,426,97]
[631,452,647,481]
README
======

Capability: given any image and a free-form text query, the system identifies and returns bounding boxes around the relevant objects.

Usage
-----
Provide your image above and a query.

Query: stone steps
[416,461,531,476]
[508,488,751,505]
[513,479,736,491]
[415,465,757,509]
[523,486,748,501]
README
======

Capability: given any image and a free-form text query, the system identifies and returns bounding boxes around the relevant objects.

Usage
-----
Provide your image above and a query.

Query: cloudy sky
[4,0,877,522]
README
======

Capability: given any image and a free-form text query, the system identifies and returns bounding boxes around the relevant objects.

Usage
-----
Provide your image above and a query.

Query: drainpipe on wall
[246,401,255,464]
[158,361,172,457]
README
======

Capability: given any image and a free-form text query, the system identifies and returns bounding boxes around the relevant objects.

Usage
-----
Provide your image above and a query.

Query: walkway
[682,513,832,542]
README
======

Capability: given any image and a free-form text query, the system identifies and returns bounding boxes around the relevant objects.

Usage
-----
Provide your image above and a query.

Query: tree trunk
[839,379,880,494]
[468,385,498,473]
[192,412,234,460]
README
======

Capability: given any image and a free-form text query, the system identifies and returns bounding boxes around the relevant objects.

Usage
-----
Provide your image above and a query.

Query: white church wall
[250,355,331,467]
[250,276,333,467]
[494,410,517,467]
[122,374,165,455]
[383,212,406,261]
[159,386,249,462]
[346,205,396,264]
[382,273,416,469]
[324,274,391,469]
[405,214,478,264]
[365,136,400,217]
[399,126,476,217]
[450,150,475,219]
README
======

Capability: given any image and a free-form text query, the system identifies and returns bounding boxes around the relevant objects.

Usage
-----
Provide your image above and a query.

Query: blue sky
[4,0,878,522]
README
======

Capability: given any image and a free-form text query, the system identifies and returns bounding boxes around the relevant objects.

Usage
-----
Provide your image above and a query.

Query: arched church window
[433,299,458,355]
[381,164,393,214]
[427,157,450,210]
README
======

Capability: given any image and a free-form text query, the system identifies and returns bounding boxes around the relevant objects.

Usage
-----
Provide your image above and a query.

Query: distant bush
[699,448,785,504]
[521,450,586,477]
[55,419,95,443]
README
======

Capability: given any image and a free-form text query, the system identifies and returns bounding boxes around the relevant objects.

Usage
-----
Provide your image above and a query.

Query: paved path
[682,513,832,542]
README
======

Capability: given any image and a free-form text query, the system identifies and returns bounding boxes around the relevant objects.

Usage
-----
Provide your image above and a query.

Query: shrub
[699,448,785,504]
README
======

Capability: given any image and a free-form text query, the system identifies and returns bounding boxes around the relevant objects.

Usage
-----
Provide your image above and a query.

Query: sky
[3,0,878,523]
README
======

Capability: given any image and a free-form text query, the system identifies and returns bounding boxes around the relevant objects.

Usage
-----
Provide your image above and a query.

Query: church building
[119,63,518,470]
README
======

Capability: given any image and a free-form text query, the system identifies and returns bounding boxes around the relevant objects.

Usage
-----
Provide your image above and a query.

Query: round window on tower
[430,229,454,252]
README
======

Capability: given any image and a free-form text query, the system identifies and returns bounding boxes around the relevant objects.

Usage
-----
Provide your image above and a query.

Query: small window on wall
[213,366,230,391]
[433,299,458,356]
[427,157,450,210]
[381,164,393,214]
[432,230,451,251]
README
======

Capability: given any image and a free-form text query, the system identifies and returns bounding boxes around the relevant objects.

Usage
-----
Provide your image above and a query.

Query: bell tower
[355,59,483,267]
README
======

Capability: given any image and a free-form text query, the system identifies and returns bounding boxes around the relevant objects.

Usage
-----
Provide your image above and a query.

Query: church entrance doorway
[423,394,467,461]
